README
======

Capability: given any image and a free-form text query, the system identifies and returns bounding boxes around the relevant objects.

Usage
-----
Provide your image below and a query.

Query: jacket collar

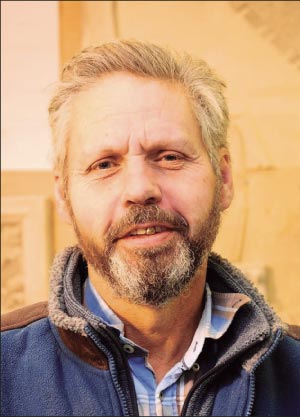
[48,246,283,372]
[206,255,283,371]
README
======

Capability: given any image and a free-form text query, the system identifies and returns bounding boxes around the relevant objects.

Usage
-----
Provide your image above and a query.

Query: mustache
[106,205,189,243]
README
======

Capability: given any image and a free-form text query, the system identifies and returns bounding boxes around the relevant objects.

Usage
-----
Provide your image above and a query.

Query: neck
[89,261,207,382]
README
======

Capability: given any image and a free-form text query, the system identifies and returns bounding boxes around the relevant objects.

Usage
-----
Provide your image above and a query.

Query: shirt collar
[84,278,250,366]
[84,278,124,333]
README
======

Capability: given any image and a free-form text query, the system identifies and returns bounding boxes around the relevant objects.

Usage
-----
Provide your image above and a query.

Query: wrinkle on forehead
[68,73,203,160]
[70,72,190,120]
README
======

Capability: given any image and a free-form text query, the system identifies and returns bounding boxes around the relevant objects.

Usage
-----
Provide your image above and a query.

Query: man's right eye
[86,157,122,178]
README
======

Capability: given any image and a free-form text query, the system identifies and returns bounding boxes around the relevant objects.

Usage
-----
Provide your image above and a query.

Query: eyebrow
[81,136,195,159]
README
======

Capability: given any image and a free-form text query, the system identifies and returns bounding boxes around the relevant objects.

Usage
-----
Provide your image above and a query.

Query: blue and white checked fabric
[84,279,249,416]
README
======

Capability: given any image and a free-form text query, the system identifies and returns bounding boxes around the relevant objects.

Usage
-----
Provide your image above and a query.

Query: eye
[156,152,185,169]
[96,160,113,170]
[89,158,115,171]
[87,157,120,178]
[162,154,179,161]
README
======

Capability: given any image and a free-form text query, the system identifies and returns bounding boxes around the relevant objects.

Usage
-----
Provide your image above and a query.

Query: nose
[121,158,162,206]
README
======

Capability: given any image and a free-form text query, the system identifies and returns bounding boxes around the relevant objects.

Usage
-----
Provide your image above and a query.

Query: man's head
[50,40,233,306]
[49,40,229,178]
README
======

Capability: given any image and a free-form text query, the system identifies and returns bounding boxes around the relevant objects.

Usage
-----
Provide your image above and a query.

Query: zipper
[181,352,244,416]
[181,329,282,416]
[244,329,282,416]
[181,370,221,415]
[85,325,139,416]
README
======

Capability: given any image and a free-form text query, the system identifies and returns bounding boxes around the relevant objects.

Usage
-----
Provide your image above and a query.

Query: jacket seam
[49,321,110,374]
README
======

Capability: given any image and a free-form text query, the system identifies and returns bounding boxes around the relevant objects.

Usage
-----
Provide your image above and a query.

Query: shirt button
[122,344,135,354]
[192,362,200,372]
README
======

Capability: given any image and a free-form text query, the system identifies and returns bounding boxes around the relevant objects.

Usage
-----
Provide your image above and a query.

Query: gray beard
[70,190,221,306]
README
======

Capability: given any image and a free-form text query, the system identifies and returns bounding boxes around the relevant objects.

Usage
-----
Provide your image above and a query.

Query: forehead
[68,72,201,151]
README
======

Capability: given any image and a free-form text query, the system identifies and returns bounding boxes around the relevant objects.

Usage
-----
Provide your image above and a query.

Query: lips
[128,226,168,236]
[117,224,174,240]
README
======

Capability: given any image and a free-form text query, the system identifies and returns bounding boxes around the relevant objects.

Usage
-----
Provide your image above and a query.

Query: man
[1,40,299,416]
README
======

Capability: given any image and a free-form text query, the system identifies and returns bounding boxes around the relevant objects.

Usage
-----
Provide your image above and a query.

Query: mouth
[115,223,178,247]
[126,225,170,236]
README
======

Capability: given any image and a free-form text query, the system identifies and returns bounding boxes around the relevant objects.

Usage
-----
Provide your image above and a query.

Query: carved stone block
[1,196,53,313]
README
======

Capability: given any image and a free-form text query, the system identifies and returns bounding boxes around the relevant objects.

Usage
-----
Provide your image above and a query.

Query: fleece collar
[206,254,283,371]
[48,246,284,372]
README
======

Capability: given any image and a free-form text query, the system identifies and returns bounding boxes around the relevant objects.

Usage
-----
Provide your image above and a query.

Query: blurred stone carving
[1,196,53,313]
[229,1,300,71]
[1,219,25,312]
[234,262,271,299]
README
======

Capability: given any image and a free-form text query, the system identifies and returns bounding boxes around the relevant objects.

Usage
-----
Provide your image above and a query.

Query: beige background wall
[2,1,300,323]
[2,1,59,170]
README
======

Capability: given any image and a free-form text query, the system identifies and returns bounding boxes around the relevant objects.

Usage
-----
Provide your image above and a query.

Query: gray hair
[48,39,229,176]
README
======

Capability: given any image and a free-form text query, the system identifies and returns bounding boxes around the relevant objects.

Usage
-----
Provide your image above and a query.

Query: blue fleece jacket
[1,247,300,416]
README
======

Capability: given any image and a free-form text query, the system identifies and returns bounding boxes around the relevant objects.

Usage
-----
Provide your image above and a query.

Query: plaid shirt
[85,279,250,416]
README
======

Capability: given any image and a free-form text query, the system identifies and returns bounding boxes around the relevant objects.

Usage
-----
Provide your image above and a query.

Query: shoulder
[1,302,56,369]
[253,328,300,415]
[269,324,300,363]
[1,301,48,332]
[278,324,300,358]
[255,326,300,385]
[278,324,300,359]
[286,323,300,341]
[255,326,300,382]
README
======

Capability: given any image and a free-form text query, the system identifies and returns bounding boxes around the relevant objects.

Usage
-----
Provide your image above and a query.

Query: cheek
[164,173,216,221]
[67,181,115,234]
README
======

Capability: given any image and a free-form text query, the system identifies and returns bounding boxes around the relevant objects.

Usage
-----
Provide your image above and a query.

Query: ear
[218,148,234,211]
[54,175,72,224]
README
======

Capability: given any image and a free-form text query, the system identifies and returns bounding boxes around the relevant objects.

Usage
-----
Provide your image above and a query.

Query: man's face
[57,72,232,305]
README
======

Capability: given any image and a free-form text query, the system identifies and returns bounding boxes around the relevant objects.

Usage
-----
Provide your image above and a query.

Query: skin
[55,72,234,382]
